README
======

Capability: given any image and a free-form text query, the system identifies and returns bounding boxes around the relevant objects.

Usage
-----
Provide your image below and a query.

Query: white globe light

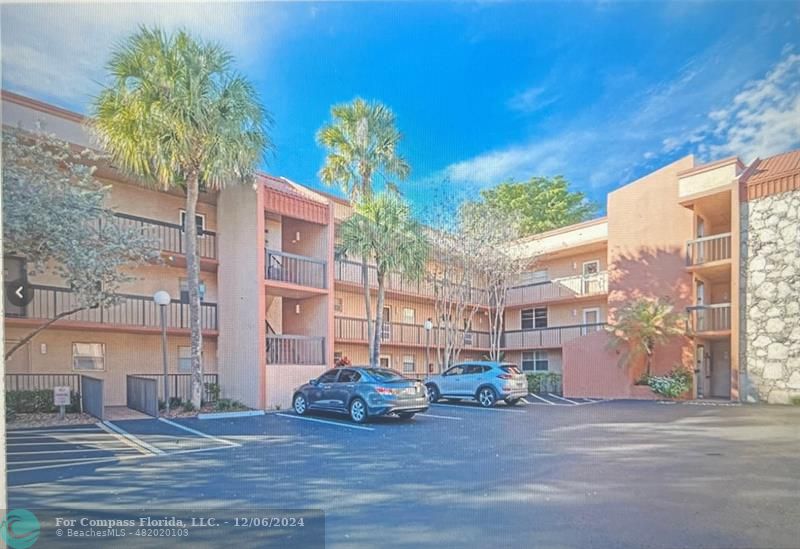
[153,290,171,306]
[424,319,433,331]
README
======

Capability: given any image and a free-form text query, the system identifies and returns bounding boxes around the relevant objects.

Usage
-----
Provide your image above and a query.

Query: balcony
[266,250,327,290]
[687,304,731,336]
[335,259,485,306]
[506,272,608,307]
[502,323,607,350]
[335,316,491,349]
[113,213,217,260]
[5,284,218,332]
[686,233,732,266]
[266,334,325,365]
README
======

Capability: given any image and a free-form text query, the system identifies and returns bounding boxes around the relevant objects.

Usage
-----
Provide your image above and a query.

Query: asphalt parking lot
[8,399,800,548]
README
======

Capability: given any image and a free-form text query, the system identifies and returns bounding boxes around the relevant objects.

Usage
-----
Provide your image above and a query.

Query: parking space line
[430,403,526,413]
[418,413,462,420]
[158,418,240,447]
[8,428,102,434]
[520,397,530,404]
[7,453,148,474]
[527,393,558,405]
[6,440,132,447]
[548,393,580,405]
[8,447,141,455]
[275,413,375,431]
[101,421,163,455]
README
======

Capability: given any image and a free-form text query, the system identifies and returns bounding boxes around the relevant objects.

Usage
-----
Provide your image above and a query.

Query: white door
[582,308,601,334]
[379,355,391,369]
[381,306,391,341]
[582,260,600,293]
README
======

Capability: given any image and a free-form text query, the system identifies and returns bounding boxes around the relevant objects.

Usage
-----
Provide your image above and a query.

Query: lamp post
[424,318,433,374]
[153,291,171,414]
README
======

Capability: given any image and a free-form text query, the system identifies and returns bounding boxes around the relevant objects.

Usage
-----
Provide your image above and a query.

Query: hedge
[6,389,82,415]
[526,372,562,395]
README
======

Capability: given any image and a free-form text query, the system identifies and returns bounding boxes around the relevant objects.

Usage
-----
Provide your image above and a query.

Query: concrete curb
[197,410,266,420]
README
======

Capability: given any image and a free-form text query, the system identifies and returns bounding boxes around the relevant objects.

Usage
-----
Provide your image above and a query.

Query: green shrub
[204,382,221,403]
[526,372,562,394]
[214,398,247,412]
[647,365,692,398]
[6,390,81,414]
[790,396,800,406]
[182,400,196,413]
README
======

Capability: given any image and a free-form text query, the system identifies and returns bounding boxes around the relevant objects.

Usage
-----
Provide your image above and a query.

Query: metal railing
[687,303,731,333]
[81,375,105,420]
[5,373,81,393]
[266,250,327,289]
[686,233,732,266]
[335,316,491,349]
[503,323,607,350]
[506,272,609,307]
[126,375,159,417]
[6,284,218,331]
[334,260,485,305]
[113,213,217,259]
[266,335,326,365]
[131,373,219,403]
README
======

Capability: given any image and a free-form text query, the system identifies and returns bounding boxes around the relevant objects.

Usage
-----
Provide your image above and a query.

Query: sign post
[53,386,71,420]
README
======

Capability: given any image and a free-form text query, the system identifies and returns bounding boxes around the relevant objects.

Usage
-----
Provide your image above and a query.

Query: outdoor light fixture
[424,319,433,374]
[295,303,301,314]
[153,290,171,413]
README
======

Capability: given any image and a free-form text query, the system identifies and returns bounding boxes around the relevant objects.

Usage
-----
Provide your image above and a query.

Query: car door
[458,364,483,396]
[308,369,340,409]
[438,365,465,395]
[331,368,361,410]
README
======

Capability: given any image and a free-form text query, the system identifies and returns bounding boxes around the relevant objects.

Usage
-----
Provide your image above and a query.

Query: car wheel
[425,384,440,403]
[397,412,416,420]
[349,397,368,424]
[505,398,520,406]
[293,393,308,415]
[477,386,497,408]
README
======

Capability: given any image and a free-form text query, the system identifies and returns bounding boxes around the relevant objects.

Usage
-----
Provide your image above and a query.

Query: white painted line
[527,393,558,405]
[8,428,101,434]
[418,413,462,421]
[158,417,239,447]
[275,413,375,431]
[7,453,149,473]
[8,448,141,455]
[8,433,129,439]
[520,397,530,404]
[198,410,265,420]
[101,421,163,456]
[549,393,580,405]
[6,441,133,447]
[431,403,526,413]
[8,456,138,466]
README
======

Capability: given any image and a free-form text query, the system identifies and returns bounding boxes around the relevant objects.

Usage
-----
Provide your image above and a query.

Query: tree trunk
[185,170,204,408]
[362,260,375,367]
[372,270,386,367]
[4,307,86,360]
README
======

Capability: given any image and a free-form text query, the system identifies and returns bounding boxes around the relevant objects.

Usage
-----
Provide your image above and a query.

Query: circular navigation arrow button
[6,279,34,307]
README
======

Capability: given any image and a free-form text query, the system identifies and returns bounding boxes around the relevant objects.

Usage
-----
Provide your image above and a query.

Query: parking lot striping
[8,447,141,455]
[548,393,580,405]
[6,440,133,447]
[418,413,463,420]
[7,453,150,474]
[8,427,103,434]
[527,393,560,405]
[275,413,375,431]
[158,417,240,447]
[430,403,526,413]
[520,397,530,404]
[101,421,163,456]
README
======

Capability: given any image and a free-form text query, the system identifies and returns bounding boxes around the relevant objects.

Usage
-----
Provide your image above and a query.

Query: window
[334,351,343,362]
[402,307,415,324]
[463,364,486,375]
[582,260,600,276]
[402,355,415,373]
[180,210,206,235]
[318,370,339,383]
[73,343,105,371]
[334,298,343,313]
[521,309,534,330]
[522,351,549,372]
[518,270,548,285]
[443,365,465,376]
[379,355,391,368]
[522,307,548,329]
[338,369,361,383]
[180,279,206,303]
[178,346,202,373]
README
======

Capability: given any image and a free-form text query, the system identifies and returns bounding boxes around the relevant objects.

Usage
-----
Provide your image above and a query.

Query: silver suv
[425,361,528,407]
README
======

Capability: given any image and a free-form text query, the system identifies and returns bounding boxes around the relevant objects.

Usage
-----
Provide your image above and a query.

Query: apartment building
[3,91,799,409]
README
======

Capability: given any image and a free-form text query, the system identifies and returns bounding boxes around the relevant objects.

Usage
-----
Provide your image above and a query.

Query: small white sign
[53,386,71,406]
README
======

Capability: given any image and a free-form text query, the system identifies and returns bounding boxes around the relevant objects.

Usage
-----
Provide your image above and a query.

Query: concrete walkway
[104,406,151,420]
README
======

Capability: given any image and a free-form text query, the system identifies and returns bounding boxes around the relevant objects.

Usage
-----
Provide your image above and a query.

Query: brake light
[375,386,394,395]
[497,374,513,380]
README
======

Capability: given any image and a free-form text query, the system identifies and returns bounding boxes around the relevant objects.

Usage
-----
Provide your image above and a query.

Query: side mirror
[309,378,319,386]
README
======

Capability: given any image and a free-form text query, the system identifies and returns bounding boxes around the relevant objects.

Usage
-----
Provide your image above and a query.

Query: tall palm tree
[338,193,429,367]
[92,27,271,407]
[317,98,410,364]
[606,298,684,377]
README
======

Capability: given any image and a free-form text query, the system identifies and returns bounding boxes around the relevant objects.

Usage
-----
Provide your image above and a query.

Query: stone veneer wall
[741,188,800,404]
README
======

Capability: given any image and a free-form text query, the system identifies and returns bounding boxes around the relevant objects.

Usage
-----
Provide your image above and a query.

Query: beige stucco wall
[504,299,608,331]
[678,160,740,199]
[4,327,217,406]
[519,248,607,281]
[503,349,563,373]
[104,179,217,229]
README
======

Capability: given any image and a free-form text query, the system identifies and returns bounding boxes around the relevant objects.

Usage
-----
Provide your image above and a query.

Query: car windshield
[500,365,522,374]
[364,368,408,381]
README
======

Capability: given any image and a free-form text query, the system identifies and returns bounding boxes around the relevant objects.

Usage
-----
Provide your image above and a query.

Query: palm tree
[338,193,429,367]
[606,297,684,377]
[92,27,271,407]
[317,98,410,364]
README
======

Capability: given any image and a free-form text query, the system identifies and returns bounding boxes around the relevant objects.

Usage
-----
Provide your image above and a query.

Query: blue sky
[3,2,800,213]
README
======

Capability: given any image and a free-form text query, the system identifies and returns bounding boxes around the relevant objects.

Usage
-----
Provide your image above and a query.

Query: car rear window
[365,368,407,381]
[500,365,522,374]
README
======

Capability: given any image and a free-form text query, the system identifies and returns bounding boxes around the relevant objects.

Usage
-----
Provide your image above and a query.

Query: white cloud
[506,86,559,114]
[1,2,284,108]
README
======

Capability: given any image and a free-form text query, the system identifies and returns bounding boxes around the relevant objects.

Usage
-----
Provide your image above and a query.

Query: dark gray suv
[292,367,429,423]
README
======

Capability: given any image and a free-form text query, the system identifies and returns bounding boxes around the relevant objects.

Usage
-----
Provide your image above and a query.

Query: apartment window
[180,210,206,235]
[379,355,391,369]
[518,269,548,285]
[334,351,343,363]
[522,350,549,372]
[334,298,343,313]
[180,279,206,303]
[522,307,548,330]
[72,343,105,371]
[582,260,600,276]
[402,355,415,373]
[403,307,415,324]
[178,346,202,373]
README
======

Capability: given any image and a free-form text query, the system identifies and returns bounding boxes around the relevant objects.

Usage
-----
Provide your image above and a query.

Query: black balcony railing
[502,323,607,349]
[334,316,491,349]
[113,213,217,259]
[687,304,731,333]
[6,284,217,331]
[266,335,326,365]
[266,250,327,289]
